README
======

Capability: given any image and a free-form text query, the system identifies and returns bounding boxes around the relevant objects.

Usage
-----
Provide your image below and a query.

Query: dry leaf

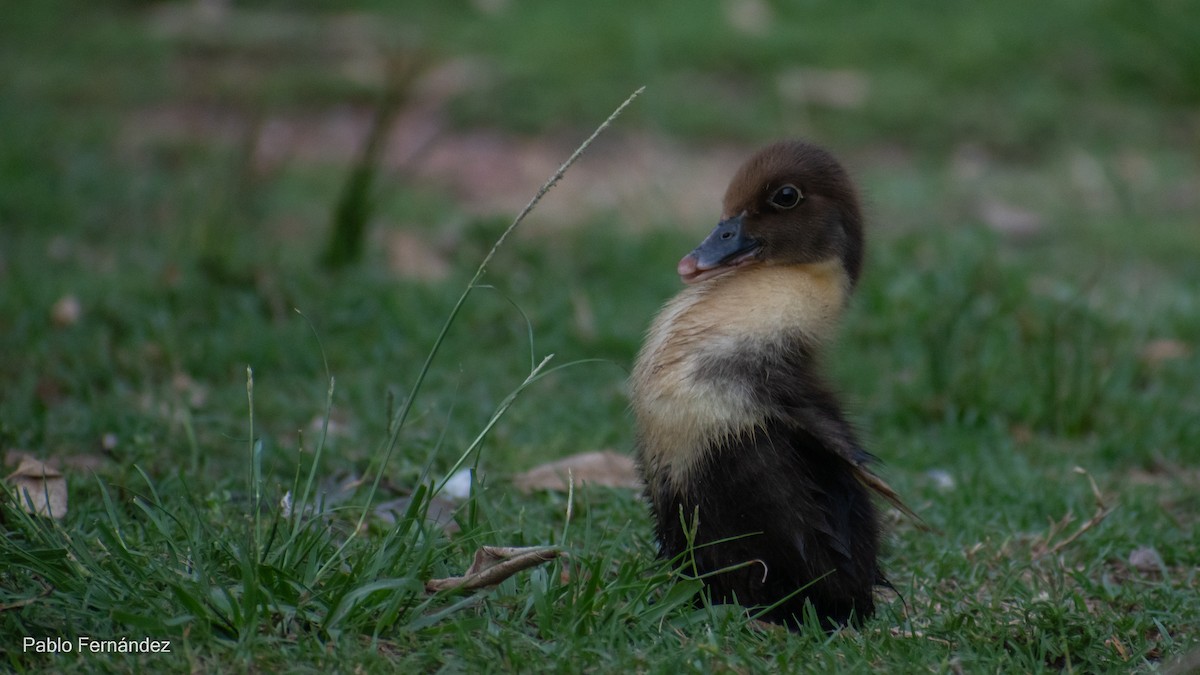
[1140,339,1190,366]
[978,199,1044,237]
[1009,424,1035,445]
[1106,634,1131,661]
[307,409,353,438]
[171,372,210,408]
[723,0,772,36]
[951,143,991,183]
[777,68,871,110]
[425,545,561,592]
[6,457,68,519]
[50,294,82,327]
[385,229,450,282]
[34,377,66,408]
[512,451,640,493]
[469,0,510,16]
[570,290,596,341]
[1129,546,1166,576]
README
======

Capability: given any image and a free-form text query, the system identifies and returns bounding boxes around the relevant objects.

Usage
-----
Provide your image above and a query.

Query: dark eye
[768,184,803,210]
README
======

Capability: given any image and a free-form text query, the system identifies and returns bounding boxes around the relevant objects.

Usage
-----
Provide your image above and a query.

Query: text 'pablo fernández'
[24,636,172,654]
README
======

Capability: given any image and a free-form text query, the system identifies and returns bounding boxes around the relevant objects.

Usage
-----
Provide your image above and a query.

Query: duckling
[631,140,911,630]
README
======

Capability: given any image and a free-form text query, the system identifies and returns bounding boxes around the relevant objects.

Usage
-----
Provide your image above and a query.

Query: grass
[2,1,1199,672]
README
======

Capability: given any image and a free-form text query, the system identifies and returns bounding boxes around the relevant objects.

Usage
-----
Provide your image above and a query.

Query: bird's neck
[665,258,851,351]
[630,258,852,488]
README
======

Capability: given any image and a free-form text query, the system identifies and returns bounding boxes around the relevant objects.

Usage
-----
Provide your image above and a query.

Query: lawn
[2,1,1198,672]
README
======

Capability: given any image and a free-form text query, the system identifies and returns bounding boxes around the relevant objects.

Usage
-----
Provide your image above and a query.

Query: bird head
[677,141,864,287]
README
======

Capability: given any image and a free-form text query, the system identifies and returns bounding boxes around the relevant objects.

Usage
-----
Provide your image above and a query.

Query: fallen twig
[1034,466,1114,559]
[425,545,563,592]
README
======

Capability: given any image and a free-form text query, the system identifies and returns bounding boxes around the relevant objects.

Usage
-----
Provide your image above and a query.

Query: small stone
[1129,546,1165,575]
[925,469,955,492]
[443,468,474,500]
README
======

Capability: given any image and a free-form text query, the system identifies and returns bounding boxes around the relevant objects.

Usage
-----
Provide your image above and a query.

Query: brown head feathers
[679,140,864,287]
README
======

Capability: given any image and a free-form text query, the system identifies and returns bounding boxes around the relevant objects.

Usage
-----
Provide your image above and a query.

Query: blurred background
[4,3,1199,667]
[2,0,1198,476]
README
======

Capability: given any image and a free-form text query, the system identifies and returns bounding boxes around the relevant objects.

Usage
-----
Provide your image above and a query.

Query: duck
[631,139,913,630]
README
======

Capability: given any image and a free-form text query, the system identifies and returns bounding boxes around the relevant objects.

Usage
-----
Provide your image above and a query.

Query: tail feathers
[853,466,932,531]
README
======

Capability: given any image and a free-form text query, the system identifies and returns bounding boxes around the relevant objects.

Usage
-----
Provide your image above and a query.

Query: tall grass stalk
[315,86,645,578]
